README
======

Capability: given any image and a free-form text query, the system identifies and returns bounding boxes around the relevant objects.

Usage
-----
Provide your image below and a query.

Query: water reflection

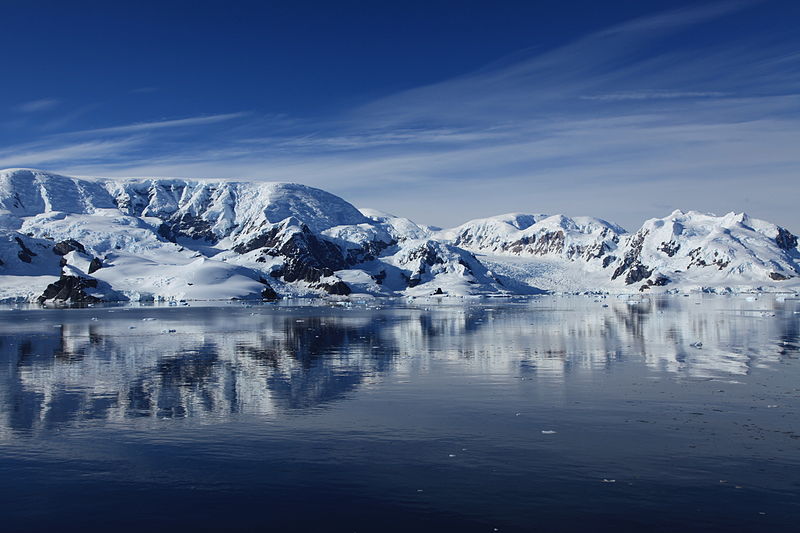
[0,295,797,435]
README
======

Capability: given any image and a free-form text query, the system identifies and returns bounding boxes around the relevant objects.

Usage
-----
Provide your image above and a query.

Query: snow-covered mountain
[1,168,798,303]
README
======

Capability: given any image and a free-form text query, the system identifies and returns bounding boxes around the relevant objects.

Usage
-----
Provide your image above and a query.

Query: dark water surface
[1,295,798,532]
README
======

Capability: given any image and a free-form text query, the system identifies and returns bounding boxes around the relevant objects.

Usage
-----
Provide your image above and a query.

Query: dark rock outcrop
[158,213,217,243]
[88,257,103,274]
[651,274,670,286]
[623,262,653,285]
[776,228,798,251]
[405,241,445,267]
[658,241,680,257]
[612,231,650,284]
[15,237,37,263]
[260,281,279,300]
[236,223,348,283]
[769,272,789,281]
[314,279,351,296]
[687,247,730,270]
[372,270,387,285]
[53,239,86,256]
[38,275,102,304]
[639,274,671,291]
[343,239,394,266]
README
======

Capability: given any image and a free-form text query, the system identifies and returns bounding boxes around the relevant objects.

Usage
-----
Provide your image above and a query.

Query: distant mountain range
[1,168,798,303]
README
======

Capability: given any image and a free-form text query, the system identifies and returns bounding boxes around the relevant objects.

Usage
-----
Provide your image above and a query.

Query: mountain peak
[1,169,798,302]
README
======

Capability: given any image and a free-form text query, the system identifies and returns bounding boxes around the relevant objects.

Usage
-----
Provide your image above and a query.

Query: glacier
[0,168,798,303]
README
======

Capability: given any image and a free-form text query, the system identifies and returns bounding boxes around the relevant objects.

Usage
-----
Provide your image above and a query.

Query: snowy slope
[438,212,624,265]
[0,168,798,302]
[606,210,800,292]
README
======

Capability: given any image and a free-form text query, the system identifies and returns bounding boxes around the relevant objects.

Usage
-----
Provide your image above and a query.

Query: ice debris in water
[541,430,557,434]
[690,341,703,348]
[602,479,616,483]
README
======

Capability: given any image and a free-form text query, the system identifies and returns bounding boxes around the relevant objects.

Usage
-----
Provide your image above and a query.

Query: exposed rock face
[444,213,623,264]
[639,274,671,291]
[612,230,650,284]
[88,258,103,274]
[770,272,789,281]
[401,241,447,288]
[776,228,798,251]
[658,241,680,257]
[623,262,653,285]
[687,247,730,270]
[313,280,351,296]
[15,237,36,263]
[342,239,394,266]
[239,223,348,283]
[53,239,86,256]
[259,279,279,300]
[158,213,217,243]
[38,275,101,304]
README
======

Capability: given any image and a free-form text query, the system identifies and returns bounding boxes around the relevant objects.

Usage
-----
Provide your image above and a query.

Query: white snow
[0,168,798,302]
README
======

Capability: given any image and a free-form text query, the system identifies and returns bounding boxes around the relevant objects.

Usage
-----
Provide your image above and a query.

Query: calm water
[0,296,798,532]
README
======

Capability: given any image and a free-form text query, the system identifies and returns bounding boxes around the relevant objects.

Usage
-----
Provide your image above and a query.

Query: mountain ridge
[1,168,797,303]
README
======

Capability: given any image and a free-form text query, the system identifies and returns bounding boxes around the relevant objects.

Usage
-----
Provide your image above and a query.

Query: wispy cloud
[3,1,799,232]
[15,98,60,113]
[69,112,250,136]
[0,137,143,168]
[596,0,758,36]
[580,91,730,101]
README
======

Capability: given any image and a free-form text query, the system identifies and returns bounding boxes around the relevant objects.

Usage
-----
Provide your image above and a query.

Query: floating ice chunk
[602,479,616,483]
[690,341,703,348]
[142,317,157,321]
[541,430,557,434]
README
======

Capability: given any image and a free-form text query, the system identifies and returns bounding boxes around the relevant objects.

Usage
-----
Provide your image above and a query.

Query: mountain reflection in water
[1,295,797,436]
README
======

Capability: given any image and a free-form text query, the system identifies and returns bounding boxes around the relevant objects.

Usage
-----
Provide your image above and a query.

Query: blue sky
[1,0,799,230]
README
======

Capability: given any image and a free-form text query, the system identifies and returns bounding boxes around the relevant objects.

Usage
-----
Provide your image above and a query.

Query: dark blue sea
[1,295,798,532]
